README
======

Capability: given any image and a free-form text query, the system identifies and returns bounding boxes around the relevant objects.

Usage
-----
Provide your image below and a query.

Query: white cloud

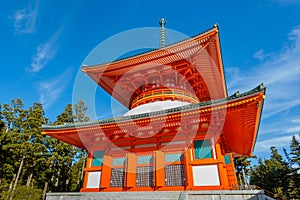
[28,30,60,73]
[227,25,300,120]
[253,49,273,61]
[263,99,300,119]
[290,116,300,123]
[226,25,300,156]
[38,69,72,110]
[286,126,300,133]
[260,121,287,135]
[11,1,39,34]
[253,49,264,60]
[255,135,292,153]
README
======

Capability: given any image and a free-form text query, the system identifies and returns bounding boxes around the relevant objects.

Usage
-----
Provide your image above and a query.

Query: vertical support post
[155,150,165,188]
[100,155,112,188]
[82,152,93,191]
[184,148,193,189]
[126,153,137,188]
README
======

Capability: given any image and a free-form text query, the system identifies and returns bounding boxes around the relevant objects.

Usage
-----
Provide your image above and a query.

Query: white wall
[192,165,220,186]
[86,171,101,188]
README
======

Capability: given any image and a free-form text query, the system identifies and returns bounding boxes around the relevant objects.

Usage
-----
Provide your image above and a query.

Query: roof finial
[159,18,166,48]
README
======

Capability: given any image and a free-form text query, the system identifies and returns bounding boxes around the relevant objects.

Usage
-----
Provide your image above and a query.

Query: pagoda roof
[83,25,220,69]
[42,84,266,156]
[82,25,227,108]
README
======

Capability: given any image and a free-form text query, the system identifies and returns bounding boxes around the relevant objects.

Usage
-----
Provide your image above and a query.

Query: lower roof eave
[42,84,266,153]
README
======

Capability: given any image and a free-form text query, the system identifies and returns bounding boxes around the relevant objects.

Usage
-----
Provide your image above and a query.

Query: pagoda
[42,21,265,192]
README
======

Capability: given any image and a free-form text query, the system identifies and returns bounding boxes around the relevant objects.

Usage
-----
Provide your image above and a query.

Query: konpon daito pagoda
[42,21,265,192]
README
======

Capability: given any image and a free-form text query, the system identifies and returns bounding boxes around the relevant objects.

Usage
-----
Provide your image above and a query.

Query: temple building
[42,22,265,192]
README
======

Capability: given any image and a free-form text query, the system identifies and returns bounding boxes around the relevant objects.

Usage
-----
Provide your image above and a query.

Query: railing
[130,87,199,109]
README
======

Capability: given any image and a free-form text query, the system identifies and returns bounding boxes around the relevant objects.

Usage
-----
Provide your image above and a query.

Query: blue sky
[1,0,300,159]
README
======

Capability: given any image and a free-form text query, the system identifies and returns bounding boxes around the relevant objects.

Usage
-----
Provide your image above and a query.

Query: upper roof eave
[41,84,266,131]
[81,25,219,72]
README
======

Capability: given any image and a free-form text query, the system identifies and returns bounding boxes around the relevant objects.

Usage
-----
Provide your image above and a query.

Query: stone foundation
[46,190,273,200]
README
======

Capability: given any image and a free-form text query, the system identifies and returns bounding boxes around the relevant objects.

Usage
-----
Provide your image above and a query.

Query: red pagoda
[42,22,265,192]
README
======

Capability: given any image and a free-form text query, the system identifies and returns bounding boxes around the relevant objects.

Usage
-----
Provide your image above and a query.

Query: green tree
[250,146,291,199]
[1,99,27,199]
[74,100,89,123]
[21,103,48,188]
[0,100,48,199]
[0,104,4,131]
[290,135,300,169]
[2,98,26,133]
[43,104,76,193]
[288,135,300,198]
[54,104,74,125]
[73,100,89,190]
[1,185,42,200]
[43,101,89,194]
[0,99,90,200]
[234,156,251,188]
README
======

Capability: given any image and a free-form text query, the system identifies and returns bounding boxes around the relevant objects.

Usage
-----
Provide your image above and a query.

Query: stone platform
[46,190,274,200]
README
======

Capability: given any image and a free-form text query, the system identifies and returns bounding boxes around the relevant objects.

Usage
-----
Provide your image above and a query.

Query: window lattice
[136,166,154,187]
[110,168,124,187]
[165,164,185,186]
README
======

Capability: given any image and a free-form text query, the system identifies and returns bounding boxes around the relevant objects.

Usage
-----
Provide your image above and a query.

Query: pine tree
[74,100,89,123]
[21,103,48,188]
[44,101,89,194]
[289,135,300,198]
[234,156,251,188]
[54,104,74,125]
[2,98,26,132]
[0,103,5,130]
[1,99,27,199]
[45,104,75,193]
[0,99,91,199]
[290,135,300,169]
[250,146,291,199]
[73,100,89,190]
